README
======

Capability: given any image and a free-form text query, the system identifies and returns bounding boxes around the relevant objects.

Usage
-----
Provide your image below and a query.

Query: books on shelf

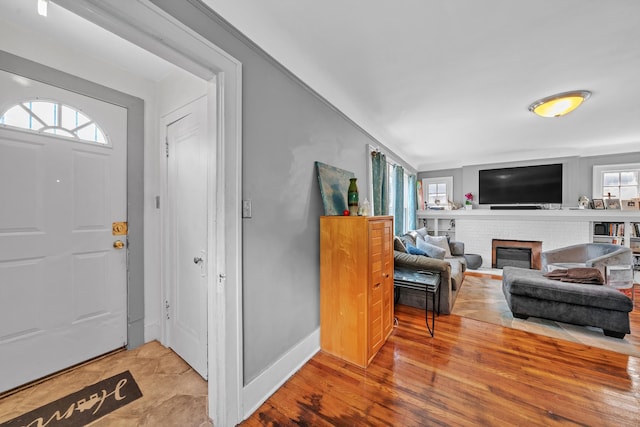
[610,222,624,236]
[593,222,640,249]
[594,222,626,237]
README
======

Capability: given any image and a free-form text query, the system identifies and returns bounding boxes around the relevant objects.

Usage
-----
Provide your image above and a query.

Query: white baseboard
[242,328,320,420]
[144,321,161,343]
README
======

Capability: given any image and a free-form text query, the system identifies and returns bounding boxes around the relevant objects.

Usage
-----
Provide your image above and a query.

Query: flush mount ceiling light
[528,90,591,118]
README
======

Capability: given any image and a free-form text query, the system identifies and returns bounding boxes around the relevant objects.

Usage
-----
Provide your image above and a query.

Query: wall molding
[186,0,411,168]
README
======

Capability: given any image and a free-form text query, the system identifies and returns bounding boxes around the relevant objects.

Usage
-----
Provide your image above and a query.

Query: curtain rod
[370,146,415,173]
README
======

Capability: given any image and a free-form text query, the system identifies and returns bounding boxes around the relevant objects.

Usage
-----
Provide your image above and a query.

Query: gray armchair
[541,243,632,276]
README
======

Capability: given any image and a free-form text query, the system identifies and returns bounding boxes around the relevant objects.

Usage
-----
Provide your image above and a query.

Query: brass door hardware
[112,222,128,236]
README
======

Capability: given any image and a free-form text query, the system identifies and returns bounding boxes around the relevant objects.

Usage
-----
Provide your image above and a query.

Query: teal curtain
[407,174,417,231]
[394,165,404,235]
[371,152,388,216]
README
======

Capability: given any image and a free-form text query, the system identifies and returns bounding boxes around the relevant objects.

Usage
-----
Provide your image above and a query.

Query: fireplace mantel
[417,209,640,269]
[418,209,640,222]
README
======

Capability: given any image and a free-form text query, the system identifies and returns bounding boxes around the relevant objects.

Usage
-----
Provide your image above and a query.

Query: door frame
[51,1,244,425]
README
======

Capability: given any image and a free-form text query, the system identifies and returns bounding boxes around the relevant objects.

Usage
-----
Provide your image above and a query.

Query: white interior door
[0,70,128,392]
[165,97,209,379]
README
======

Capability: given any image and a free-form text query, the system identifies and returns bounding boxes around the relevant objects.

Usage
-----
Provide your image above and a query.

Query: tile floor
[0,341,211,427]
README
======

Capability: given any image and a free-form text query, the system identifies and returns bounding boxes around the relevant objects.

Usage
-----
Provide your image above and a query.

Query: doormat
[1,371,142,427]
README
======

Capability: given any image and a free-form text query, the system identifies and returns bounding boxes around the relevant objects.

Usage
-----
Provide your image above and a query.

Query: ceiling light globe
[529,91,591,118]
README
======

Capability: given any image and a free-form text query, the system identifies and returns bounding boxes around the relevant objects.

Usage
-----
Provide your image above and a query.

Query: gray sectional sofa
[394,228,466,314]
[502,266,633,338]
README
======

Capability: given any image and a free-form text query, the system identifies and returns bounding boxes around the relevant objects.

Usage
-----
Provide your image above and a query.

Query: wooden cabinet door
[368,219,388,358]
[381,219,394,339]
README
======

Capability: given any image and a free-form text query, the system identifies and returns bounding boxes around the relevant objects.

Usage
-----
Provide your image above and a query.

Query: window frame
[592,163,640,200]
[422,176,454,210]
[0,99,109,146]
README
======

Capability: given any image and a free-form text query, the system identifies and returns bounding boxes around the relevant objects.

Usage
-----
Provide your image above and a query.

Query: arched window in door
[0,100,107,144]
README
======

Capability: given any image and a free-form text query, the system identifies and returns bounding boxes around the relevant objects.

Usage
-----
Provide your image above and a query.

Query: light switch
[242,199,252,218]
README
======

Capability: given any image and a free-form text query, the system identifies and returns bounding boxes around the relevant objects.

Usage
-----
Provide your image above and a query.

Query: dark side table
[393,267,441,336]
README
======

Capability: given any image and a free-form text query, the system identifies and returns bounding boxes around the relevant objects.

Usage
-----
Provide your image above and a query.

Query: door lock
[193,256,203,264]
[113,240,125,249]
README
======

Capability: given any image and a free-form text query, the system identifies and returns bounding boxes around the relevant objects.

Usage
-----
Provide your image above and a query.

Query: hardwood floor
[1,278,638,426]
[243,284,640,426]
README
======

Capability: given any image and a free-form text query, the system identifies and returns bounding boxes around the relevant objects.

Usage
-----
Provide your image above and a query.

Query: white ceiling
[203,0,640,171]
[0,0,179,83]
[2,1,639,171]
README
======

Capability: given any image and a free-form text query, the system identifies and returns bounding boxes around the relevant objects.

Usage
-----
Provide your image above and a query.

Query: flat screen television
[478,163,563,205]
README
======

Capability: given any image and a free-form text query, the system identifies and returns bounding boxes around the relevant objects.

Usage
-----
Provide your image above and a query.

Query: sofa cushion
[424,235,452,257]
[450,255,467,272]
[394,236,407,253]
[448,259,464,291]
[416,239,446,259]
[394,250,450,273]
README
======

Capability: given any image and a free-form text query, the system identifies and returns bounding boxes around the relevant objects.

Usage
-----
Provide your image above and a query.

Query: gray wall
[150,0,406,384]
[578,152,640,197]
[417,168,463,209]
[419,152,640,208]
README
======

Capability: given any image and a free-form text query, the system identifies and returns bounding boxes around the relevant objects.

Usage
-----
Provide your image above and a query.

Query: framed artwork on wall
[315,161,354,215]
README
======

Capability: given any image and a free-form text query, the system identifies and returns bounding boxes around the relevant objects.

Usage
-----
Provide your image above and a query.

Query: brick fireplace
[492,239,542,270]
[423,212,596,270]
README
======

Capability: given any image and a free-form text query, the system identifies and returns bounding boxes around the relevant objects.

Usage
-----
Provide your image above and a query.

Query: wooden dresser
[319,215,394,367]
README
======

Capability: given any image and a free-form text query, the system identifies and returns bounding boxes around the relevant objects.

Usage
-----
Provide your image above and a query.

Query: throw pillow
[406,230,421,243]
[415,227,429,239]
[405,244,428,257]
[401,233,417,247]
[424,235,452,257]
[394,236,407,253]
[416,239,446,259]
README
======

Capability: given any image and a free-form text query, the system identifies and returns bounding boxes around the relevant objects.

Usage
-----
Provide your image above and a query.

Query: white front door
[0,70,128,393]
[165,97,209,379]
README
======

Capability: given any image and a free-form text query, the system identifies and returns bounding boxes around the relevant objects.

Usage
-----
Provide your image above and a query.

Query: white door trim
[55,1,244,425]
